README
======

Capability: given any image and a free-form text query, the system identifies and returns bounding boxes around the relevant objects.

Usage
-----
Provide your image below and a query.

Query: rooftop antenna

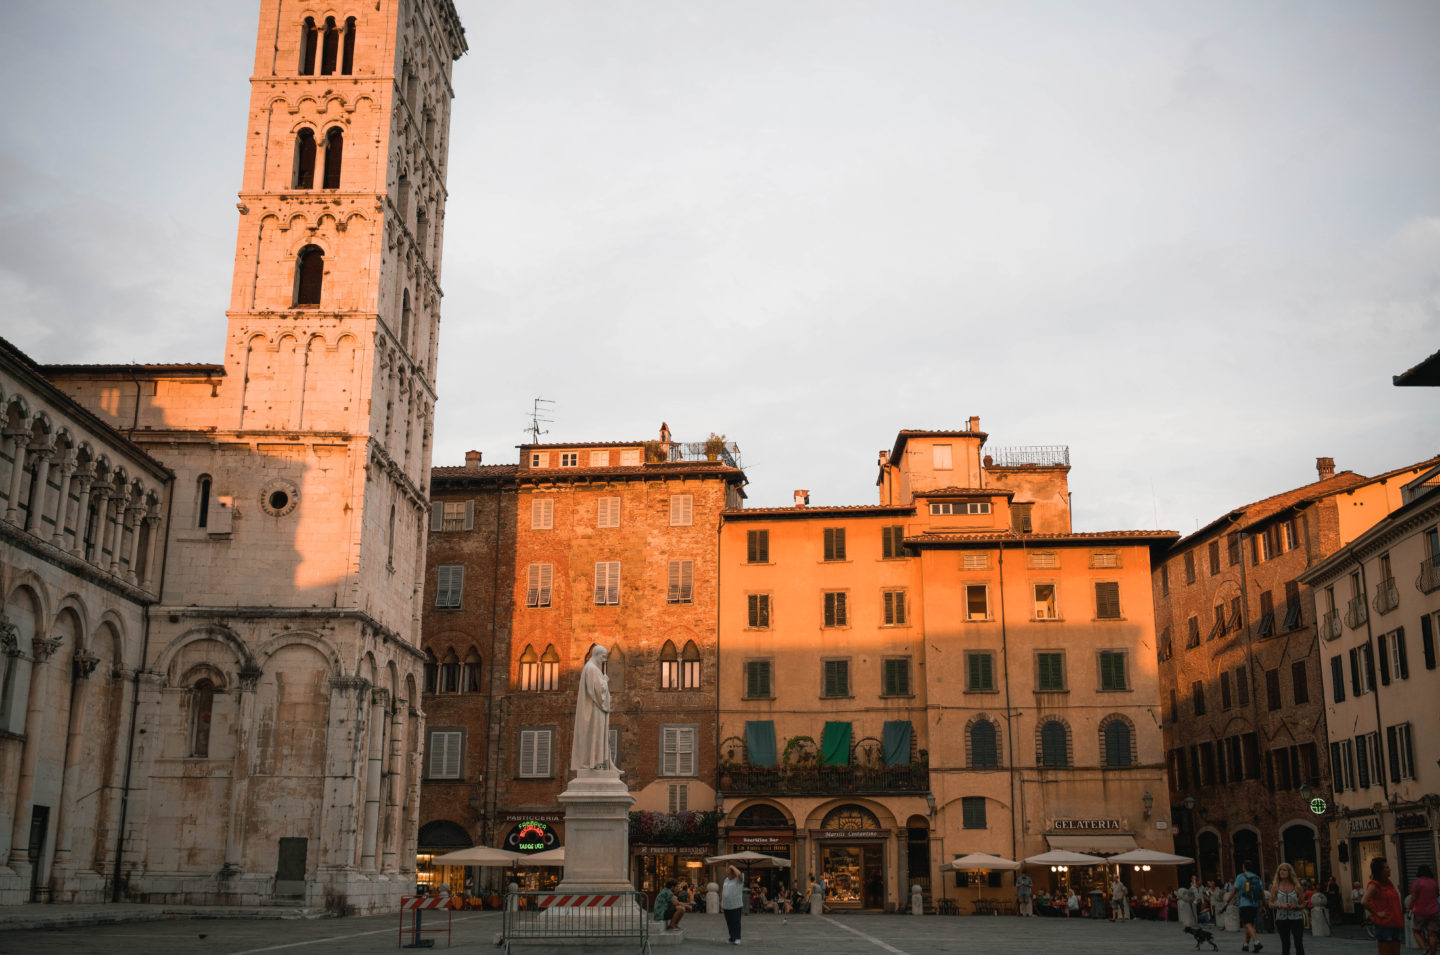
[526,398,554,444]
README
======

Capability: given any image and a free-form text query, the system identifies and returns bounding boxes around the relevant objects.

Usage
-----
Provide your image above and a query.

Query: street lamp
[1142,790,1155,820]
[925,792,937,819]
[1182,795,1196,812]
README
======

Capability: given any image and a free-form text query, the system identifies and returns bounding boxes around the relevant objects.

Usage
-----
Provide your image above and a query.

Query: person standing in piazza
[570,645,611,773]
[722,865,746,944]
[1016,871,1034,917]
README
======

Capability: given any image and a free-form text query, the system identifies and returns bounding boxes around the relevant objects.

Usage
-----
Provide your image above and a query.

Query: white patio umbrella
[520,847,566,866]
[430,845,527,866]
[1023,849,1108,866]
[705,850,791,884]
[939,853,1022,906]
[1107,849,1194,865]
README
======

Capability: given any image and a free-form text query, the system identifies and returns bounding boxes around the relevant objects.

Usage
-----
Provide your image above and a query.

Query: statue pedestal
[556,769,634,893]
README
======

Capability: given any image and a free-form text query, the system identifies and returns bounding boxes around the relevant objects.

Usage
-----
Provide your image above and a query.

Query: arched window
[397,172,410,218]
[196,474,212,528]
[970,719,999,769]
[320,17,339,75]
[439,649,460,693]
[540,645,560,691]
[341,17,356,75]
[518,645,539,691]
[299,17,318,75]
[607,646,626,691]
[1039,719,1069,768]
[189,679,215,757]
[294,245,324,306]
[400,289,412,349]
[463,648,482,693]
[734,804,788,828]
[681,640,701,689]
[293,128,316,189]
[423,649,438,694]
[659,640,679,689]
[322,127,343,189]
[1102,716,1133,768]
[415,207,428,258]
[386,502,396,567]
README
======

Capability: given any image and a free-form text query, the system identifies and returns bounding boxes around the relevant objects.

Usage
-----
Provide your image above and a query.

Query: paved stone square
[0,909,1378,955]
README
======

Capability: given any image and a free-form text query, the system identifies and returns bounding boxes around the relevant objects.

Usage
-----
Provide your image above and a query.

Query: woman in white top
[721,865,745,944]
[1270,862,1307,955]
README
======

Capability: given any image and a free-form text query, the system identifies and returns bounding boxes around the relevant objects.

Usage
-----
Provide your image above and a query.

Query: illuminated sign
[1053,819,1122,831]
[504,820,558,854]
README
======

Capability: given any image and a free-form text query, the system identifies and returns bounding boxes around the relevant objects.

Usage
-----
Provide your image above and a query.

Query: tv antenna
[526,398,554,443]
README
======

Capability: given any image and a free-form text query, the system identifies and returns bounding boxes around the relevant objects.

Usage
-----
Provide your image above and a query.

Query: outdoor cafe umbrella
[519,847,566,866]
[431,845,527,866]
[938,852,1021,905]
[1022,849,1108,866]
[1107,849,1193,865]
[705,850,792,883]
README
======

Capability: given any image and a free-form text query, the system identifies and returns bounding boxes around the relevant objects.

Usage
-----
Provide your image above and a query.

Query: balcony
[1319,610,1342,642]
[984,445,1070,468]
[719,760,930,796]
[1372,578,1399,615]
[1344,595,1368,630]
[660,438,741,469]
[1418,557,1440,595]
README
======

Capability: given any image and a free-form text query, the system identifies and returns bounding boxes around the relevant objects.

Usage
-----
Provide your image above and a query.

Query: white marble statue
[570,645,613,774]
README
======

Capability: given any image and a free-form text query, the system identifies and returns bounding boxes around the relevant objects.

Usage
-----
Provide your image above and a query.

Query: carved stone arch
[358,650,379,685]
[289,93,324,115]
[386,659,400,703]
[93,609,128,666]
[964,712,1002,769]
[404,672,418,715]
[341,210,368,231]
[731,800,794,829]
[285,113,322,135]
[280,212,312,235]
[314,212,340,231]
[4,575,52,631]
[154,625,255,686]
[50,593,92,651]
[809,798,896,831]
[253,628,342,679]
[2,393,32,429]
[1035,714,1074,768]
[90,453,114,483]
[1097,712,1138,768]
[27,410,54,442]
[177,661,231,691]
[245,331,272,350]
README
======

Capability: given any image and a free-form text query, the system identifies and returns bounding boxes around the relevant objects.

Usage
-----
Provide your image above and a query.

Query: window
[746,593,770,628]
[196,475,212,528]
[462,650,482,693]
[319,15,339,73]
[1234,664,1249,705]
[680,641,700,689]
[1036,652,1065,691]
[322,127,343,188]
[1227,532,1241,566]
[882,658,911,696]
[1283,580,1304,630]
[294,245,324,306]
[668,783,688,813]
[593,561,620,605]
[961,796,987,829]
[823,527,846,561]
[518,728,552,778]
[1091,551,1120,569]
[1098,650,1128,691]
[428,729,462,779]
[596,496,621,528]
[439,651,460,692]
[1192,680,1206,716]
[589,450,610,467]
[518,646,539,691]
[1330,655,1346,703]
[661,725,697,776]
[1039,720,1069,767]
[823,591,848,627]
[1265,668,1282,710]
[188,680,215,758]
[300,17,319,74]
[965,584,989,621]
[539,646,559,690]
[1034,583,1057,620]
[822,659,850,698]
[1258,590,1276,637]
[525,563,553,608]
[882,590,907,625]
[1220,671,1233,710]
[933,444,953,469]
[438,500,472,532]
[746,529,769,563]
[1388,723,1415,781]
[1351,643,1375,695]
[1331,739,1356,792]
[1383,628,1409,682]
[1284,519,1299,551]
[1186,616,1201,648]
[1094,581,1121,619]
[1102,718,1133,768]
[966,651,995,692]
[1208,604,1225,641]
[744,660,772,698]
[293,128,317,188]
[1228,595,1243,632]
[1356,733,1377,789]
[1011,503,1034,533]
[423,651,438,694]
[962,554,989,569]
[1158,627,1173,662]
[1184,551,1196,584]
[531,498,553,529]
[1208,540,1221,575]
[970,720,999,768]
[669,494,693,526]
[660,641,680,689]
[1030,551,1058,569]
[1291,660,1309,704]
[559,452,578,467]
[881,525,906,558]
[931,501,990,515]
[341,16,356,74]
[435,564,463,608]
[529,452,547,468]
[667,560,693,604]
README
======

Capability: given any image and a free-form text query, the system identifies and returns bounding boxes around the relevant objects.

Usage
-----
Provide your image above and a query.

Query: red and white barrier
[537,894,623,908]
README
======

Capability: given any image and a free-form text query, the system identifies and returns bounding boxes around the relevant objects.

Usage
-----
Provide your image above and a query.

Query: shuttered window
[966,652,995,691]
[882,590,907,625]
[593,562,620,605]
[744,660,772,698]
[822,659,850,698]
[1330,655,1346,703]
[433,499,473,532]
[1098,650,1127,691]
[596,496,621,528]
[823,591,847,627]
[525,563,553,608]
[970,720,998,768]
[427,729,462,779]
[667,560,694,604]
[823,527,846,561]
[661,726,697,776]
[962,797,987,829]
[1039,721,1069,767]
[746,529,769,563]
[882,658,911,696]
[435,565,464,608]
[589,450,610,466]
[747,593,770,628]
[669,495,693,526]
[531,498,554,529]
[881,525,905,558]
[1094,581,1122,619]
[1036,652,1065,691]
[966,585,988,620]
[518,729,552,778]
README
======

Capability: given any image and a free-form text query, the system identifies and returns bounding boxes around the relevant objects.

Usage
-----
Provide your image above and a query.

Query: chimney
[968,415,981,432]
[1316,457,1335,480]
[465,450,483,468]
[793,489,810,508]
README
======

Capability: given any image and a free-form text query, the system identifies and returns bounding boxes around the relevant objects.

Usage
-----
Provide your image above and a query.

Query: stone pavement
[0,908,1383,955]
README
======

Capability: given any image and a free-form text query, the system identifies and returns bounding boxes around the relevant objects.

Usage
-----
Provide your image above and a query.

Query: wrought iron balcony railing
[1344,595,1368,630]
[1418,557,1440,595]
[984,445,1071,468]
[1373,577,1399,615]
[719,761,929,796]
[1319,610,1342,641]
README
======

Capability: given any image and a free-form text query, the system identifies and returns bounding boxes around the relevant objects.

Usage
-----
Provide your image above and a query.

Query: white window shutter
[608,562,620,604]
[667,561,681,602]
[519,730,536,776]
[661,727,678,775]
[526,564,540,607]
[678,727,696,776]
[532,499,553,530]
[540,563,553,606]
[464,499,475,530]
[670,495,693,526]
[594,563,606,604]
[535,730,551,777]
[430,507,443,532]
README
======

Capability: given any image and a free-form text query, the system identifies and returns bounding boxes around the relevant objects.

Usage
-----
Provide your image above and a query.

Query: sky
[1,1,1436,534]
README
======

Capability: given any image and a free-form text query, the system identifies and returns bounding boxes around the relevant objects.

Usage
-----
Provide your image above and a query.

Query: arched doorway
[1282,823,1318,881]
[1197,831,1222,883]
[1232,829,1261,878]
[905,814,931,900]
[417,819,472,894]
[818,804,886,910]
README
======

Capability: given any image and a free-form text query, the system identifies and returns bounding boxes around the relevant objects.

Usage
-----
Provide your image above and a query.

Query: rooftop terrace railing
[984,445,1070,468]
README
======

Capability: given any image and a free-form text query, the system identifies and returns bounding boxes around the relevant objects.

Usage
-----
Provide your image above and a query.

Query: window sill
[1034,687,1068,694]
[1097,687,1133,693]
[821,625,852,630]
[964,617,992,624]
[879,693,915,699]
[879,622,910,629]
[1032,616,1063,623]
[1093,617,1126,623]
[743,696,776,702]
[965,688,999,694]
[743,627,771,632]
[746,561,774,566]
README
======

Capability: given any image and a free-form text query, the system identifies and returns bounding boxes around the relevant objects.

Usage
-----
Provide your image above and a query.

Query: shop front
[1348,813,1385,893]
[502,812,564,891]
[416,820,473,895]
[1396,808,1438,889]
[725,828,796,899]
[634,845,713,899]
[1040,821,1141,907]
[811,805,890,911]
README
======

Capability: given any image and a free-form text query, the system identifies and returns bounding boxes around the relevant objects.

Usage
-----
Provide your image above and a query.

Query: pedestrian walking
[1410,864,1439,955]
[1361,858,1404,955]
[1066,887,1080,917]
[1225,859,1265,952]
[1269,863,1306,955]
[722,864,745,945]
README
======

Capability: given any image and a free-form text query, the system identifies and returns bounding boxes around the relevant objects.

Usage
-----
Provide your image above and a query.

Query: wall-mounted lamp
[1142,790,1154,820]
[1182,795,1196,812]
[715,792,725,815]
[925,793,937,819]
[1299,782,1313,802]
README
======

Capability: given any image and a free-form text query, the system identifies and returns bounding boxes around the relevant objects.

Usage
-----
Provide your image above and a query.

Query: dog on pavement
[1184,925,1218,951]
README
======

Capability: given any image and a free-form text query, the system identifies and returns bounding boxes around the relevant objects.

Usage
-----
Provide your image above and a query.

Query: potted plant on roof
[704,432,727,461]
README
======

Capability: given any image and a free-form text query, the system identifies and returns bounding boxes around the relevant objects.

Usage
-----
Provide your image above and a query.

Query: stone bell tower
[43,0,466,912]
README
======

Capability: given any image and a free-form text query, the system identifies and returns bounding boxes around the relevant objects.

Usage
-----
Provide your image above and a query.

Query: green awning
[820,721,851,767]
[882,720,912,766]
[746,720,777,767]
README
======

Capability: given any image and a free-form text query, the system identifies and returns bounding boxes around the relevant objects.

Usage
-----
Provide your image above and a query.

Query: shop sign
[735,834,793,845]
[1348,816,1381,834]
[504,820,559,853]
[812,829,887,840]
[502,812,563,824]
[1052,819,1122,831]
[1396,813,1429,832]
[636,845,711,857]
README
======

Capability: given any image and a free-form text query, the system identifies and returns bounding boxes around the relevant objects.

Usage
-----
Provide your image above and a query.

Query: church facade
[3,0,466,912]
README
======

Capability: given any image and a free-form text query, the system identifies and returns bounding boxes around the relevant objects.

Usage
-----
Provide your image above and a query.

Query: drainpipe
[1354,557,1388,805]
[997,539,1019,863]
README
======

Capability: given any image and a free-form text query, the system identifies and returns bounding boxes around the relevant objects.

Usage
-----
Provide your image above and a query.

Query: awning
[1045,834,1138,854]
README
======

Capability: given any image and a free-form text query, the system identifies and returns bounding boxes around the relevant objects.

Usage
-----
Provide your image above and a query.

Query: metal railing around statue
[501,888,653,955]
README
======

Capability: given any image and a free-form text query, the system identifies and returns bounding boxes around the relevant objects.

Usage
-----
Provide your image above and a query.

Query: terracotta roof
[432,461,742,483]
[520,440,646,450]
[722,504,916,520]
[906,530,1179,546]
[1394,348,1440,387]
[432,464,521,479]
[889,428,987,462]
[914,486,1015,498]
[39,361,225,376]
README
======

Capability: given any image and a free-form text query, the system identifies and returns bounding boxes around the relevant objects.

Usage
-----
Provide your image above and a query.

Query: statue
[570,645,612,774]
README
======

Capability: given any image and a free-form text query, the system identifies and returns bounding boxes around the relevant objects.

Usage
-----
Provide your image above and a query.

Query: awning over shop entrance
[1045,834,1138,854]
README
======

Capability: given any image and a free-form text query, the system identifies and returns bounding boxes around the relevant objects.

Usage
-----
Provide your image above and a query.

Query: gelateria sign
[504,820,559,854]
[1051,819,1123,831]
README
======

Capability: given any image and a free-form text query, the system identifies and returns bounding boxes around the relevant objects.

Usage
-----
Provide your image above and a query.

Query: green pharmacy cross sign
[1309,797,1327,816]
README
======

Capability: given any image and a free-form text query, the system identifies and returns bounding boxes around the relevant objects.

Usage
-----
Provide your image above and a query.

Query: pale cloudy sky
[1,2,1436,533]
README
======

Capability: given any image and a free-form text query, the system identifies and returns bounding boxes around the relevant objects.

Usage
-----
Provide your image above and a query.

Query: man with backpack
[1226,860,1266,952]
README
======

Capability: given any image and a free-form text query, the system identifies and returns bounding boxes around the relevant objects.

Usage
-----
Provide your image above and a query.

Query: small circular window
[259,479,300,517]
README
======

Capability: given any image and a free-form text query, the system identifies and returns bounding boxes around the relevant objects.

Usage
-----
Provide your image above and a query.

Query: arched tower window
[322,128,343,189]
[294,245,324,307]
[540,645,560,691]
[341,17,357,75]
[400,289,412,349]
[397,172,411,218]
[659,640,678,689]
[293,128,316,189]
[320,17,339,75]
[463,648,482,693]
[969,718,999,769]
[189,679,215,757]
[299,17,318,75]
[196,474,212,528]
[415,207,428,258]
[518,645,539,691]
[439,649,460,693]
[681,640,701,689]
[422,649,438,694]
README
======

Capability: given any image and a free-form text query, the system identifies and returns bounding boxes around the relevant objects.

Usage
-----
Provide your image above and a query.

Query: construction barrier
[397,894,453,949]
[501,888,651,955]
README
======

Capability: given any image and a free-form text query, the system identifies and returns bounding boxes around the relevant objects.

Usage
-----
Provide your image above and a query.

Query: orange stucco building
[717,422,1179,912]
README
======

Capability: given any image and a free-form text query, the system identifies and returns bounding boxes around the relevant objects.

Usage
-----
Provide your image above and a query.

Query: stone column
[140,514,163,591]
[380,697,404,873]
[4,431,31,525]
[6,632,66,876]
[319,676,369,870]
[107,489,133,576]
[48,650,101,887]
[124,503,146,584]
[49,452,77,548]
[69,470,95,558]
[85,487,111,564]
[223,666,262,874]
[360,688,387,871]
[894,826,909,911]
[23,443,54,534]
[402,702,425,875]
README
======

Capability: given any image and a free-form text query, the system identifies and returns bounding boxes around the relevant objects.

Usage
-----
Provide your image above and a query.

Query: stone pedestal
[556,768,635,893]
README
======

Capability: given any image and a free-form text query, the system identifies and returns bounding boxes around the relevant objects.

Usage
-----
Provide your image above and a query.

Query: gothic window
[293,128,316,189]
[423,649,438,694]
[681,640,701,689]
[341,17,356,75]
[189,679,215,758]
[518,645,539,692]
[320,17,339,75]
[294,245,324,306]
[539,645,560,691]
[659,640,679,689]
[439,649,460,693]
[462,648,482,693]
[415,207,428,258]
[196,474,212,528]
[322,128,343,189]
[400,289,412,349]
[299,17,318,75]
